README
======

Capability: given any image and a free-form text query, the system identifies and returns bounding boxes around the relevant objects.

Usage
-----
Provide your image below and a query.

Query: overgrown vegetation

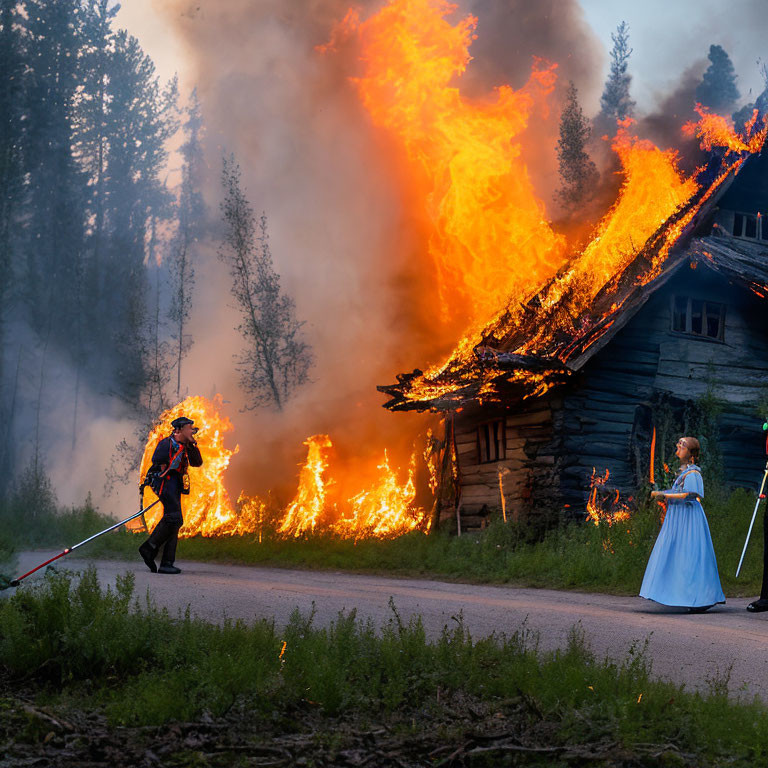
[2,483,762,597]
[2,568,768,766]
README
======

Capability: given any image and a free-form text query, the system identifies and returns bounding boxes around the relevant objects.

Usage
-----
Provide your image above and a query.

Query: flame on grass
[585,468,632,527]
[333,450,429,539]
[137,395,241,537]
[277,435,334,538]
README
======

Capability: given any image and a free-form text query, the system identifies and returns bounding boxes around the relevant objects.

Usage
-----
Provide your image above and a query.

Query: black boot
[138,542,158,573]
[747,599,768,613]
[158,564,181,574]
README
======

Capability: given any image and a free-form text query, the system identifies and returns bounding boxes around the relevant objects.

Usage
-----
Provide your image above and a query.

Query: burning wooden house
[380,135,768,531]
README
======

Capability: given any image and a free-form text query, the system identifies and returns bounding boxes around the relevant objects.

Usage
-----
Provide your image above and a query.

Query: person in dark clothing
[139,416,203,574]
[747,499,768,612]
[746,430,768,613]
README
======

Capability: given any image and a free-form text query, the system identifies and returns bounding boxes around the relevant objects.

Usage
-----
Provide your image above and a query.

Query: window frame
[732,210,768,242]
[476,419,506,464]
[670,295,726,342]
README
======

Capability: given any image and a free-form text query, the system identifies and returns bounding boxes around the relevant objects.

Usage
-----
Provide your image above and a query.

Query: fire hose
[735,423,768,578]
[1,497,160,590]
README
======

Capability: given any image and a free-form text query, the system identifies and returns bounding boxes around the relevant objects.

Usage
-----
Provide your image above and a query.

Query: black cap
[171,416,197,432]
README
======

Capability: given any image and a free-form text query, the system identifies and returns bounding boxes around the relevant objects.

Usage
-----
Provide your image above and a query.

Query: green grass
[2,487,763,597]
[2,567,768,766]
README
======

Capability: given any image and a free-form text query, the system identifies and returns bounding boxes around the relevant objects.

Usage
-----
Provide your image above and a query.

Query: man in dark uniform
[139,416,203,574]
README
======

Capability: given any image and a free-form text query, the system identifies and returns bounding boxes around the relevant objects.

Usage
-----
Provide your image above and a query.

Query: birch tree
[219,156,312,410]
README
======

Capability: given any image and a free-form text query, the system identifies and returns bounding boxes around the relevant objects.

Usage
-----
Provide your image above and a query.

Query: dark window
[671,296,725,340]
[672,295,687,332]
[690,299,703,334]
[705,302,723,337]
[733,210,761,239]
[477,420,506,463]
[761,215,768,241]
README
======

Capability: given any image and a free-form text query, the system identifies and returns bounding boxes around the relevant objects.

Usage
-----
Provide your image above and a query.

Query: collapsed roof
[379,146,768,413]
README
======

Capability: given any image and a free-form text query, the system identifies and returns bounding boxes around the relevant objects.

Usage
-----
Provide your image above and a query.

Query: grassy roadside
[2,567,768,767]
[1,487,763,596]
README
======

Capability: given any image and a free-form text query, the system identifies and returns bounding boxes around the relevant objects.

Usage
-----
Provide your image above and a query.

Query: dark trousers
[762,505,768,600]
[145,516,182,566]
[144,479,184,566]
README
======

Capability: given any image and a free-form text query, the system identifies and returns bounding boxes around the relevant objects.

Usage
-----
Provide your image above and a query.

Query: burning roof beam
[379,136,766,413]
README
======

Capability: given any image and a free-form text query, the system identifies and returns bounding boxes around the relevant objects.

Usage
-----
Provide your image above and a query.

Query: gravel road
[10,550,768,700]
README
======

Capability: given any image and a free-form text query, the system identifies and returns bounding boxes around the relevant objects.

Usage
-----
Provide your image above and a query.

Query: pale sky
[116,0,766,116]
[579,0,765,113]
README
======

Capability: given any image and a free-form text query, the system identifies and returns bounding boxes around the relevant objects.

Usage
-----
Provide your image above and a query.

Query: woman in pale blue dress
[640,436,725,612]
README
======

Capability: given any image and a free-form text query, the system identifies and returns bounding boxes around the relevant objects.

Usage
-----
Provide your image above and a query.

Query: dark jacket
[151,436,203,483]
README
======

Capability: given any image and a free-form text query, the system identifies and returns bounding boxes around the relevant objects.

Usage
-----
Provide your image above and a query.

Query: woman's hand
[650,490,663,499]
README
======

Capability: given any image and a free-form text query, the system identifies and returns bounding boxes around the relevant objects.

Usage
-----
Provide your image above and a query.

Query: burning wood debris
[585,468,633,527]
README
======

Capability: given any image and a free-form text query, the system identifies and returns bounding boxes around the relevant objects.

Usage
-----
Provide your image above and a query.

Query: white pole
[736,464,768,578]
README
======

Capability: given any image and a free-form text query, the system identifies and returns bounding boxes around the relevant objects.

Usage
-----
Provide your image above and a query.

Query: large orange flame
[277,434,334,538]
[518,120,698,354]
[333,450,429,539]
[683,104,766,154]
[339,0,567,330]
[138,395,242,537]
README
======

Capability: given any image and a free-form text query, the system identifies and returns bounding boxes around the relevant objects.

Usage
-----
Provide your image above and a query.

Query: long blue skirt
[640,500,725,608]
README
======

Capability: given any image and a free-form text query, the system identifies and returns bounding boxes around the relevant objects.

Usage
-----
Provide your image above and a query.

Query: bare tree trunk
[175,237,187,400]
[34,313,54,475]
[0,345,22,494]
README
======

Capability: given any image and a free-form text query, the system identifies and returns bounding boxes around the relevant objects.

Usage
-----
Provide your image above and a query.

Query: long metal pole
[735,462,768,578]
[9,500,160,587]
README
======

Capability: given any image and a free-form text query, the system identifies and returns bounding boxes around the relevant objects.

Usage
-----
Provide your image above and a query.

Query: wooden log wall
[451,258,768,530]
[450,399,561,531]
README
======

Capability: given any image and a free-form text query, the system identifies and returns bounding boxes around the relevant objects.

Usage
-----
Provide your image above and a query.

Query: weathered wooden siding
[451,259,768,529]
[561,262,768,507]
[451,399,559,528]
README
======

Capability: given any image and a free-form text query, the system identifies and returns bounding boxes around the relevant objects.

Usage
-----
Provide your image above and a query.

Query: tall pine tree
[596,21,635,135]
[556,82,599,211]
[169,89,205,399]
[219,157,313,410]
[696,44,740,113]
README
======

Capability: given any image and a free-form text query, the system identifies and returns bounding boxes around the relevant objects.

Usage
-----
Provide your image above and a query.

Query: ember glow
[585,468,632,527]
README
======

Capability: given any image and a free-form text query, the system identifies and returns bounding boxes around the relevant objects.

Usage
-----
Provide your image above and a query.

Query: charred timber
[472,347,571,374]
